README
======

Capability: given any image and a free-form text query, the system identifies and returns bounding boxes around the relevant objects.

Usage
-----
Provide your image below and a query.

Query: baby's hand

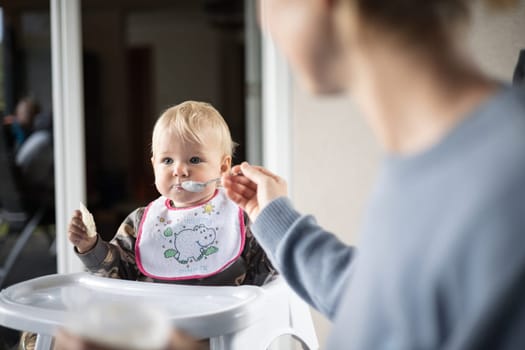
[68,210,97,253]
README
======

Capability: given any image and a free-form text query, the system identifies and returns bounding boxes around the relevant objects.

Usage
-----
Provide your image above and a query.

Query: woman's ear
[220,155,232,174]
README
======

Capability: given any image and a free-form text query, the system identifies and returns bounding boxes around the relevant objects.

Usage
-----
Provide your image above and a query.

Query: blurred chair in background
[0,108,55,290]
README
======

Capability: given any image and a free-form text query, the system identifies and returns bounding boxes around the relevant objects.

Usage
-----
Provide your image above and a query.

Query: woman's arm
[252,197,354,319]
[223,163,355,319]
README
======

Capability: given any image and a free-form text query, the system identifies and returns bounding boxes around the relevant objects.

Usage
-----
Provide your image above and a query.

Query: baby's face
[151,130,230,207]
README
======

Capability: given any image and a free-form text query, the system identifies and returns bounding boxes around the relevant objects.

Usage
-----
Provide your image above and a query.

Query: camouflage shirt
[76,207,276,286]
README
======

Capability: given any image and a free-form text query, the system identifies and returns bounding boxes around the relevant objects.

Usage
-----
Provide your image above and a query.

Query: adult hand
[54,329,112,350]
[222,162,287,222]
[68,210,97,253]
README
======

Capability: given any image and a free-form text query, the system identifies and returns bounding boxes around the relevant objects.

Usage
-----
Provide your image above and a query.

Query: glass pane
[0,2,56,348]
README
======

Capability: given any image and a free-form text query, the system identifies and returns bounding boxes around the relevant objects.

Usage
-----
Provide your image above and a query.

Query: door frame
[51,0,293,273]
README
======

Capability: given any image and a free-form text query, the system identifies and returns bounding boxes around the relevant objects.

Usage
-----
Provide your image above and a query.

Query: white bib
[135,189,245,280]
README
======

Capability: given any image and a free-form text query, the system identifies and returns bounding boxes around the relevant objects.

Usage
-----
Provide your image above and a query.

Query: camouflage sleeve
[76,207,146,281]
[240,214,278,286]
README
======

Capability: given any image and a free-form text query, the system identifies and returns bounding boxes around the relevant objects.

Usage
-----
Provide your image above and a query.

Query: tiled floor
[0,228,57,350]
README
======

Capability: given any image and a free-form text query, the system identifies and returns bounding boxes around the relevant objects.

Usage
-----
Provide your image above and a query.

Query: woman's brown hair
[351,0,517,49]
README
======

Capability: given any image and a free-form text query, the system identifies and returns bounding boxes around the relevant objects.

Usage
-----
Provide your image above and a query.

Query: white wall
[291,92,380,348]
[290,3,525,348]
[469,1,525,81]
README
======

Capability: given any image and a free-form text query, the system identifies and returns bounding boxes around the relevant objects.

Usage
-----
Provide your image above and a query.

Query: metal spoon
[181,177,221,193]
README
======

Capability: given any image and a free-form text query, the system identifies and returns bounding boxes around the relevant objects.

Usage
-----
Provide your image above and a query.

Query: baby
[29,101,274,350]
[69,100,274,287]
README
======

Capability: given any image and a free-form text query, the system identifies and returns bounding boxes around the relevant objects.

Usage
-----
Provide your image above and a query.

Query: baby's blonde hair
[151,101,236,157]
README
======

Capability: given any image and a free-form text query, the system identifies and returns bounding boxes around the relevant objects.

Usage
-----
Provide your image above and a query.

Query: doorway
[80,0,251,240]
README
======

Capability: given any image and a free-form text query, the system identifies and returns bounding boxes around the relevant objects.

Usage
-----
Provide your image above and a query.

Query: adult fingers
[247,164,281,180]
[230,164,243,175]
[224,186,253,205]
[223,188,247,207]
[239,162,278,184]
[55,329,87,350]
[224,187,260,220]
[223,172,257,191]
[223,179,256,202]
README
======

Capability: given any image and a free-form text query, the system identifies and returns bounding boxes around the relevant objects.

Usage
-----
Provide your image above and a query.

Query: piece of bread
[79,202,97,237]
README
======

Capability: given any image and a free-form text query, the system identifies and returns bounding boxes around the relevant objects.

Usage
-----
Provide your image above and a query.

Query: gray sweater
[252,86,525,349]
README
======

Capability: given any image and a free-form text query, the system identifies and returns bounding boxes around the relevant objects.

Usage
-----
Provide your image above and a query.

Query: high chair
[0,272,319,350]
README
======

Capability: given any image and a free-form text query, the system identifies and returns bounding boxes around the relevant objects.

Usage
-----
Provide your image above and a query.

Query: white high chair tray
[0,272,265,339]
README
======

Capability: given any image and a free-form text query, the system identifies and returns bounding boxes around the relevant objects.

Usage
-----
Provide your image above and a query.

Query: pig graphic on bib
[163,224,218,264]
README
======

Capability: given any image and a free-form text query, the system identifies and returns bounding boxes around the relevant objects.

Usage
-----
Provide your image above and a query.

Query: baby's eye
[189,156,202,164]
[162,158,173,165]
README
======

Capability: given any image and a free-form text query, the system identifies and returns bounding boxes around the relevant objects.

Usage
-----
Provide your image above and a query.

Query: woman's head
[260,0,514,94]
[347,1,469,46]
[151,101,236,207]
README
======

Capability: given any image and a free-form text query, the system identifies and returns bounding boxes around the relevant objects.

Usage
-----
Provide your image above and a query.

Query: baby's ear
[220,155,232,173]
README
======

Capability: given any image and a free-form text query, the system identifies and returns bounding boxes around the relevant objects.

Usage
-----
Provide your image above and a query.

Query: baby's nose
[172,163,189,177]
